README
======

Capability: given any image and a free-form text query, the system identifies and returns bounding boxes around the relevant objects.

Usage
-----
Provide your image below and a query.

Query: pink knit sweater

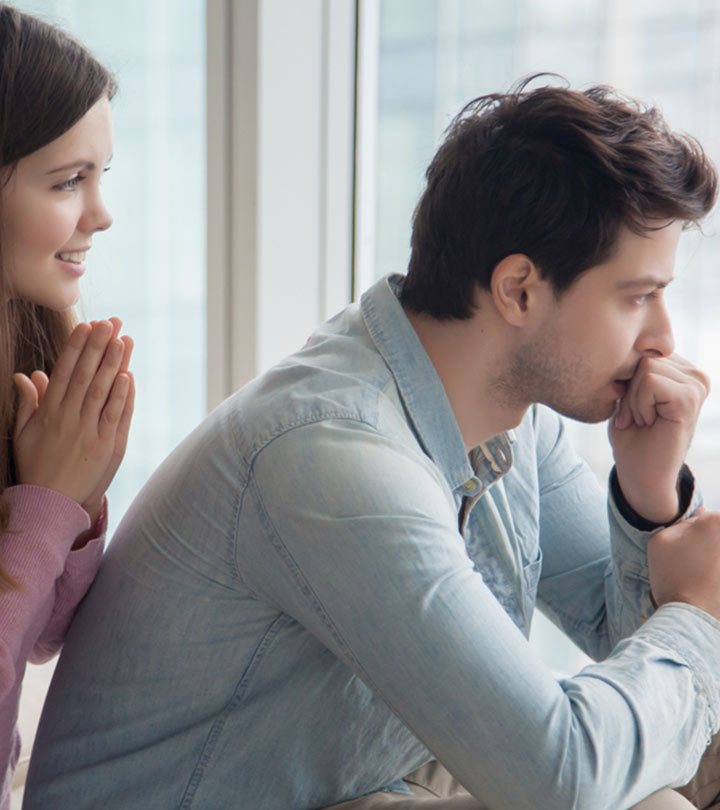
[0,486,105,810]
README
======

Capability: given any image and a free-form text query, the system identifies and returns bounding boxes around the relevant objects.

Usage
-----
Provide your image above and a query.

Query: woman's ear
[490,254,546,326]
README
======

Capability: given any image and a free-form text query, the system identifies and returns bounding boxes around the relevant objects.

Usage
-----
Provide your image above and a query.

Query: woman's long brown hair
[0,4,117,589]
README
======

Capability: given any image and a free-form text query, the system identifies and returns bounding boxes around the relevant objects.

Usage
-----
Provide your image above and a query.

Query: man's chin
[550,399,617,425]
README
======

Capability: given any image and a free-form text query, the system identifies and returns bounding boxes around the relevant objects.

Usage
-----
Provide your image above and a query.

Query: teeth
[57,251,87,263]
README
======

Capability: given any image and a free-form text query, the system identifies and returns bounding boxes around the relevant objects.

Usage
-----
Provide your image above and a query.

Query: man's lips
[613,378,631,397]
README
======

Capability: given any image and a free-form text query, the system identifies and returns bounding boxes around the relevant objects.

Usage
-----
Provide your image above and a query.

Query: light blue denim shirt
[25,275,720,810]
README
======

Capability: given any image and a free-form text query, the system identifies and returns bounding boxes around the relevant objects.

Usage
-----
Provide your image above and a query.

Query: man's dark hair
[400,76,718,319]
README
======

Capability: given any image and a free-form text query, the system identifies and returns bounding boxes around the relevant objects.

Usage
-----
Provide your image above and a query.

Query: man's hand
[609,353,709,524]
[648,508,720,620]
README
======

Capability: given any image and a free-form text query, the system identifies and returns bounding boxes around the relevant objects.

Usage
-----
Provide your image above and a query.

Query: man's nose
[637,304,675,358]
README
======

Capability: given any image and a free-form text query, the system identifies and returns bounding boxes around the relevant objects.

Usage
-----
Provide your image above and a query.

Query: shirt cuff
[610,465,695,531]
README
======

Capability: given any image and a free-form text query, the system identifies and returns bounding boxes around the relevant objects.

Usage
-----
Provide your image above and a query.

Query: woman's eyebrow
[45,160,97,175]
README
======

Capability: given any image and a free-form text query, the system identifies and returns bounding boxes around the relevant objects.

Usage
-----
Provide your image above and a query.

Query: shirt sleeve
[533,405,703,660]
[242,417,720,810]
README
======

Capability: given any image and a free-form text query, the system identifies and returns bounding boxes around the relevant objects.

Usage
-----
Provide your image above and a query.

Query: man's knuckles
[651,510,720,549]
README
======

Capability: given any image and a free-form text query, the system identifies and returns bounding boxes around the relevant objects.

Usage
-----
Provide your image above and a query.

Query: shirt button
[462,480,477,492]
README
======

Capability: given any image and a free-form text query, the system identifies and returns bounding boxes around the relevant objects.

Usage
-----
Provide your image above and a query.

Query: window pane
[11,0,207,532]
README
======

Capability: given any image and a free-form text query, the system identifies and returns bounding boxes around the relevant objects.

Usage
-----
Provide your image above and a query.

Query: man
[24,80,720,809]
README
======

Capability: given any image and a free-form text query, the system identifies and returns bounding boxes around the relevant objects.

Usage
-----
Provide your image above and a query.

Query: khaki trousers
[322,733,720,809]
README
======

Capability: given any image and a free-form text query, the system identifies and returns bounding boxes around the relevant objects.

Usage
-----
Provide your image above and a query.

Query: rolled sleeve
[608,465,704,630]
[241,418,720,810]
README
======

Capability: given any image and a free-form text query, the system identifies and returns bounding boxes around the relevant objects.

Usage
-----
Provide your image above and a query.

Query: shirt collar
[360,273,514,494]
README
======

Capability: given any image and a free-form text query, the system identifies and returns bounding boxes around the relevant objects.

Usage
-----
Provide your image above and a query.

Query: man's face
[506,220,681,423]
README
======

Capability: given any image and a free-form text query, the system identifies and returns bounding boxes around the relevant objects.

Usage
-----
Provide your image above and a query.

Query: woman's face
[0,95,114,310]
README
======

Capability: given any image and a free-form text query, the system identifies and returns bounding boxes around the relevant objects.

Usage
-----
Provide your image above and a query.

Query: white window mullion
[206,0,357,410]
[206,0,235,410]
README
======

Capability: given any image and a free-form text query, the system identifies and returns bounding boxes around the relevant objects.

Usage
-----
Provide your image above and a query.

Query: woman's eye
[633,290,659,305]
[54,175,84,191]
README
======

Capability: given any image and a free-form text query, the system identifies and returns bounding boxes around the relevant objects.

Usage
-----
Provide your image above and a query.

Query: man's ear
[490,254,546,326]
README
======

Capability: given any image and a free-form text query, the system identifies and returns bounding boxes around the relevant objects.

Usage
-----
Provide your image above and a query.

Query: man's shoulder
[218,327,410,461]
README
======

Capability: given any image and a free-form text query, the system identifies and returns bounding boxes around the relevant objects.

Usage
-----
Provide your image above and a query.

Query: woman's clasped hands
[12,318,134,524]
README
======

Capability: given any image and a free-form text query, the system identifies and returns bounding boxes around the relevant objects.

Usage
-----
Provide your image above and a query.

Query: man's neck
[404,307,528,451]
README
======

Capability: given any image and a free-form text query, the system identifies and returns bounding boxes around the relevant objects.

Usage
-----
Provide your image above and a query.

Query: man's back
[24,289,436,809]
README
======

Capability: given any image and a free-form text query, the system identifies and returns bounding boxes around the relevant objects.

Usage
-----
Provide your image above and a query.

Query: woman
[0,5,134,806]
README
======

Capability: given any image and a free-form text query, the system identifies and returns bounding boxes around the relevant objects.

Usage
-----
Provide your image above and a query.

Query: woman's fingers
[119,334,134,373]
[61,321,118,414]
[97,371,131,438]
[40,320,130,420]
[13,373,39,438]
[116,371,135,451]
[40,322,93,410]
[30,370,50,403]
[45,320,115,412]
[77,337,125,422]
[81,373,136,516]
[108,316,122,338]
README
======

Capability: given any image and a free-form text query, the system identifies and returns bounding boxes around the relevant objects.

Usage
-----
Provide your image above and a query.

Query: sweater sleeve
[0,486,105,808]
[31,497,106,662]
[0,486,105,694]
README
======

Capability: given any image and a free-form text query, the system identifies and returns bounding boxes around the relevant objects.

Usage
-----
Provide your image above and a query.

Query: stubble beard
[495,345,617,425]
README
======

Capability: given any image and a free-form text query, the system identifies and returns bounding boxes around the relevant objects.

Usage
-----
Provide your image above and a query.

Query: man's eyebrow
[616,276,673,290]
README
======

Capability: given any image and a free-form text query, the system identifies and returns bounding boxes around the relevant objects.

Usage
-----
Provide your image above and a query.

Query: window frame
[206,0,357,409]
